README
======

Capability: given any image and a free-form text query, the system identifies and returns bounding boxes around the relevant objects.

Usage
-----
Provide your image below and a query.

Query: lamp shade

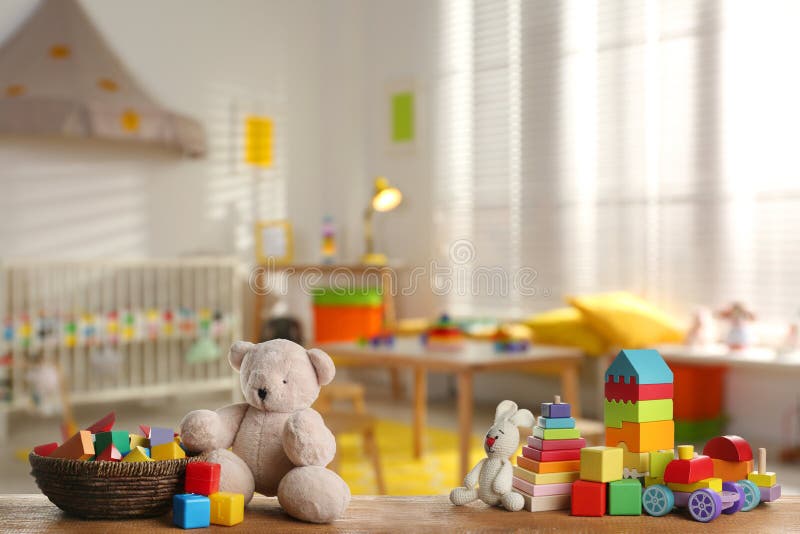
[371,177,403,212]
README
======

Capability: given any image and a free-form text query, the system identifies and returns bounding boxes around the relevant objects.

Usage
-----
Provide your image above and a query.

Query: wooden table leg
[251,269,264,343]
[413,367,427,459]
[390,368,405,400]
[560,363,581,419]
[457,371,473,479]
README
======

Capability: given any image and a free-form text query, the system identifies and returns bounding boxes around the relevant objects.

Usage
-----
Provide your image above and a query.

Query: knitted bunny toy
[450,400,534,511]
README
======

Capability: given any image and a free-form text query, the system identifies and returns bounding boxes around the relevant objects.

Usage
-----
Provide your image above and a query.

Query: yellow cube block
[151,441,186,461]
[129,434,150,449]
[644,476,663,487]
[648,450,674,479]
[210,492,244,526]
[667,477,722,493]
[580,446,624,483]
[122,446,153,463]
[748,471,777,487]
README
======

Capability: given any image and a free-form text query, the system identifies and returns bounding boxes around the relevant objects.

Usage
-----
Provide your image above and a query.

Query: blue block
[541,402,571,419]
[150,427,174,447]
[173,494,210,529]
[604,349,673,385]
[143,448,150,457]
[537,416,576,429]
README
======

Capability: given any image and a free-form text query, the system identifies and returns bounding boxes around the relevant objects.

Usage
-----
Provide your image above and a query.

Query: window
[434,0,800,322]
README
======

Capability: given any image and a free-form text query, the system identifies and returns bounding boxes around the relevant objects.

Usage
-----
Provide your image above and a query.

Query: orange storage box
[670,363,727,421]
[312,288,383,343]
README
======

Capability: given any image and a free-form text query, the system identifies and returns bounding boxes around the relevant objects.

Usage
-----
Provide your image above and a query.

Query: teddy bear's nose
[257,388,268,400]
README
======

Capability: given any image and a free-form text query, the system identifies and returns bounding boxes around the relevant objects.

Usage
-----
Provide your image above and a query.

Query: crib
[0,258,242,442]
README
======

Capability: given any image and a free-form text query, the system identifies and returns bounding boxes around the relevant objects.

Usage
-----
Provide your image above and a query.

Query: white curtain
[433,0,800,322]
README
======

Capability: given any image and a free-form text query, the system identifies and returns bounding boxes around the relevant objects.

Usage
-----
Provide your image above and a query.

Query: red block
[185,462,221,496]
[604,379,673,403]
[139,425,151,438]
[528,436,587,451]
[571,480,606,517]
[96,444,122,462]
[522,445,581,462]
[702,435,753,462]
[664,455,714,485]
[85,412,116,434]
[33,442,59,457]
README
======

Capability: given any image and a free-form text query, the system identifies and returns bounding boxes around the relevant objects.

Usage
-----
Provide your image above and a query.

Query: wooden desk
[655,343,800,371]
[319,338,583,478]
[3,494,797,532]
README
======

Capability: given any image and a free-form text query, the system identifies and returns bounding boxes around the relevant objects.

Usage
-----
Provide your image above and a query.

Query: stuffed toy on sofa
[179,339,350,523]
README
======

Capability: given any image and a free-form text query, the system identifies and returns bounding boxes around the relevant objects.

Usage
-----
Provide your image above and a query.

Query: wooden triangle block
[97,444,122,462]
[50,431,94,460]
[86,412,115,433]
[139,425,151,438]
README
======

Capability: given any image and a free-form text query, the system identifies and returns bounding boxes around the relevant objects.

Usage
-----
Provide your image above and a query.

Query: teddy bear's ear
[306,348,335,386]
[228,341,254,371]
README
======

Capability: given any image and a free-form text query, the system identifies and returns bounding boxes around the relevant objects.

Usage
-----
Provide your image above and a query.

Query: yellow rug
[337,419,519,496]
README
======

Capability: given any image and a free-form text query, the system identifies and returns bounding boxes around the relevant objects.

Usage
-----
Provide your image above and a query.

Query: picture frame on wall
[254,220,293,265]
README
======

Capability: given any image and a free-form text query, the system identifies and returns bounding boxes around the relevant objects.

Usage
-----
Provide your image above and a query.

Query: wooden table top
[318,338,582,372]
[655,343,800,371]
[2,494,797,533]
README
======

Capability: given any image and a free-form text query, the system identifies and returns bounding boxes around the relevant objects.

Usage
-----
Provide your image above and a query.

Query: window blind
[433,0,800,322]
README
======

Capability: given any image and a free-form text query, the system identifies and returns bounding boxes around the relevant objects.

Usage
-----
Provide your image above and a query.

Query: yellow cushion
[525,307,608,356]
[567,292,684,349]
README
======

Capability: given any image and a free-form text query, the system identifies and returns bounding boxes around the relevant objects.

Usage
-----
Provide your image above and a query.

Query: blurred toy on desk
[684,307,716,347]
[717,302,755,350]
[422,313,464,351]
[493,323,532,352]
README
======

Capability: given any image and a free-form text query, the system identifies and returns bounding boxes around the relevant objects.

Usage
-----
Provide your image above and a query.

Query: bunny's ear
[494,400,518,423]
[509,408,535,428]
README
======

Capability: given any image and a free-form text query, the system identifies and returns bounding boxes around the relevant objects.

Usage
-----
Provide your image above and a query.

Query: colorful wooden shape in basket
[185,462,221,496]
[513,466,579,485]
[605,349,673,385]
[122,446,153,462]
[532,426,581,441]
[702,435,753,462]
[605,420,674,453]
[95,431,131,457]
[517,456,580,474]
[33,442,59,457]
[528,436,586,451]
[522,445,581,462]
[760,484,781,502]
[512,477,573,497]
[149,427,175,447]
[608,479,642,515]
[579,446,623,483]
[209,492,245,526]
[666,477,722,493]
[139,425,151,438]
[519,492,571,512]
[85,411,115,433]
[151,441,186,461]
[604,380,673,403]
[540,401,571,419]
[129,434,150,450]
[96,444,122,462]
[173,493,211,529]
[537,416,576,429]
[603,399,673,428]
[571,479,606,516]
[50,430,94,460]
[663,446,713,485]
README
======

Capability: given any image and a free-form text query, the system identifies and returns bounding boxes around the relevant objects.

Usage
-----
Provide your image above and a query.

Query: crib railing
[0,258,242,418]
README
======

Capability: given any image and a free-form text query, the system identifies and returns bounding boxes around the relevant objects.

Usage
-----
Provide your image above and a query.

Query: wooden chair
[316,382,386,495]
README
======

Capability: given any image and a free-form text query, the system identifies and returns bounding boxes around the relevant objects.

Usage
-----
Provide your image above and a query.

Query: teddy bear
[179,339,350,523]
[450,400,534,511]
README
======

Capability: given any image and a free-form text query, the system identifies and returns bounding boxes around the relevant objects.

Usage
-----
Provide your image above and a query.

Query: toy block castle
[514,396,585,512]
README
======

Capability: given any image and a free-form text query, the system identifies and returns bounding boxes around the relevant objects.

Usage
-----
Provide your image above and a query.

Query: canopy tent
[0,0,206,156]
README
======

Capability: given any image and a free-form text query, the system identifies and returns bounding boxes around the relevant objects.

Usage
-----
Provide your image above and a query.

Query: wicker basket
[29,452,197,519]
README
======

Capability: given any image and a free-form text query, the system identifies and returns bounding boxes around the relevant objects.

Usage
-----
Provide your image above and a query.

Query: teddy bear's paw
[283,410,336,466]
[450,487,479,506]
[179,409,223,452]
[501,491,524,512]
[277,466,351,523]
[205,448,256,504]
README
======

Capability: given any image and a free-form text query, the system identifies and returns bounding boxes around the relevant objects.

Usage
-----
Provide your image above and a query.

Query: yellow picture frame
[254,220,293,265]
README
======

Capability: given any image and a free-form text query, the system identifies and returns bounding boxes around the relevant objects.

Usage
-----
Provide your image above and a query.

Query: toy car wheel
[737,479,761,511]
[721,482,745,514]
[642,484,674,517]
[688,488,722,522]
